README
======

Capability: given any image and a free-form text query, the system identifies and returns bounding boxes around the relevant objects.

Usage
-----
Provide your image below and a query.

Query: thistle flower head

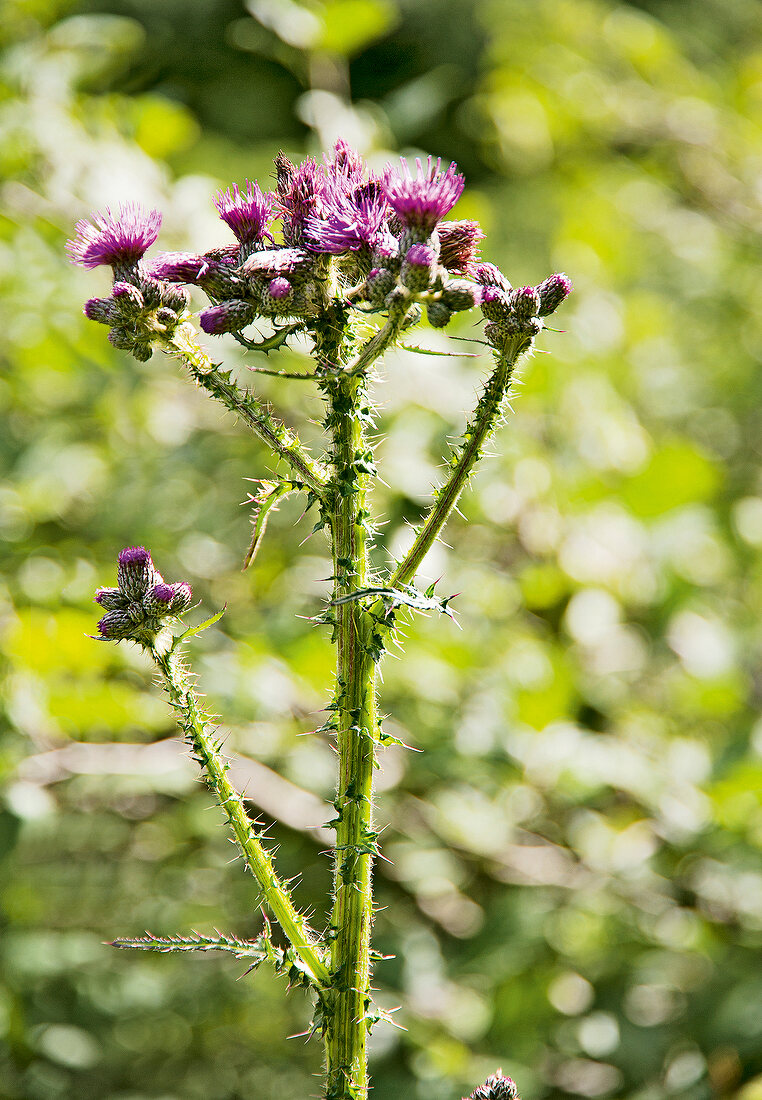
[66,203,161,270]
[438,219,484,274]
[199,299,257,335]
[149,252,208,283]
[382,156,464,233]
[467,1072,519,1100]
[277,157,327,246]
[324,137,365,185]
[537,272,572,316]
[117,545,158,600]
[304,180,390,254]
[214,180,275,244]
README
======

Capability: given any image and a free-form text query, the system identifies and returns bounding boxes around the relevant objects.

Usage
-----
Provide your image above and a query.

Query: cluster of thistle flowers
[67,207,190,362]
[67,139,571,350]
[93,546,192,645]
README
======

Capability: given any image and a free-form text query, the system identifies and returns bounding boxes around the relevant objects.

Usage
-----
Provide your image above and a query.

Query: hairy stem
[165,323,329,494]
[391,334,529,588]
[153,645,331,989]
[315,312,378,1100]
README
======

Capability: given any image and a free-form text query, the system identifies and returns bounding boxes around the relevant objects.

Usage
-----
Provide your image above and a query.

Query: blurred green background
[2,0,762,1097]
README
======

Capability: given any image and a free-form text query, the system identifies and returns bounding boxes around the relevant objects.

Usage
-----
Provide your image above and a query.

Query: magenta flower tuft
[466,1072,519,1100]
[277,158,328,246]
[382,157,464,234]
[214,180,275,244]
[304,180,390,254]
[66,203,161,270]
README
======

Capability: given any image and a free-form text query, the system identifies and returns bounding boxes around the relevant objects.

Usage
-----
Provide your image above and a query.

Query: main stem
[316,316,377,1099]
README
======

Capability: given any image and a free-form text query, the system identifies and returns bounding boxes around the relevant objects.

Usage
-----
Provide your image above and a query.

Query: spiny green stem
[344,301,410,376]
[315,311,377,1100]
[391,334,530,588]
[152,645,331,990]
[164,323,329,495]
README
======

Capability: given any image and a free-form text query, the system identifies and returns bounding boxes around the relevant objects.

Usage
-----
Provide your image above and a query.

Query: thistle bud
[143,583,177,617]
[84,297,119,325]
[400,243,436,292]
[112,282,144,311]
[94,587,126,611]
[199,300,258,335]
[132,342,154,362]
[426,300,452,328]
[117,546,156,600]
[467,1072,519,1100]
[97,610,138,640]
[365,267,397,307]
[442,280,480,312]
[510,286,540,322]
[536,272,572,316]
[108,327,136,351]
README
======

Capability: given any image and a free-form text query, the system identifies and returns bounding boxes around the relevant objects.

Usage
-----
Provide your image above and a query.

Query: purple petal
[66,203,161,269]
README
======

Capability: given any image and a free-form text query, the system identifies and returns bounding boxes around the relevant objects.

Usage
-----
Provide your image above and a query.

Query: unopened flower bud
[510,286,540,322]
[400,243,436,292]
[365,267,397,307]
[117,546,156,600]
[132,342,153,362]
[84,297,119,325]
[112,282,144,310]
[480,285,509,322]
[441,280,480,312]
[269,277,292,300]
[97,610,138,640]
[200,300,258,335]
[108,327,136,351]
[426,300,452,328]
[161,285,190,312]
[94,587,126,610]
[467,1072,519,1100]
[474,262,511,292]
[536,272,572,316]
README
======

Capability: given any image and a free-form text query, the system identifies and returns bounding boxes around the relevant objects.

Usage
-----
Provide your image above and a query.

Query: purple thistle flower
[400,242,436,292]
[277,158,327,246]
[382,156,464,234]
[406,243,436,266]
[324,137,365,184]
[200,300,258,335]
[268,277,292,299]
[304,180,390,254]
[66,203,161,271]
[536,272,572,316]
[214,180,275,245]
[437,219,484,274]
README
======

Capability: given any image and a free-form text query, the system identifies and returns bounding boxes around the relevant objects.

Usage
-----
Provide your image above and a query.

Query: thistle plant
[69,139,571,1100]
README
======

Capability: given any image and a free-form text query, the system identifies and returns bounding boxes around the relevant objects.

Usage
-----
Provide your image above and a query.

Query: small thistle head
[214,180,275,245]
[467,1072,519,1100]
[382,156,464,235]
[97,610,138,640]
[94,587,126,611]
[437,219,484,274]
[117,546,157,600]
[66,203,161,272]
[84,297,119,325]
[144,581,193,617]
[474,262,511,292]
[400,242,436,292]
[149,252,208,283]
[536,272,572,316]
[199,299,258,335]
[277,157,326,246]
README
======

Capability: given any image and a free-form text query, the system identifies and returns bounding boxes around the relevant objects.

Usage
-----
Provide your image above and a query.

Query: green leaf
[173,607,226,645]
[317,0,397,57]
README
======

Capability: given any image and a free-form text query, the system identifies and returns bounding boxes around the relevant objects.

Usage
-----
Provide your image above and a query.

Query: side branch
[153,646,331,990]
[391,334,530,588]
[164,323,329,495]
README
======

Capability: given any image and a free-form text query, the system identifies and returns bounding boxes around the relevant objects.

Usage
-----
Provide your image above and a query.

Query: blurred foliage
[2,0,762,1098]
